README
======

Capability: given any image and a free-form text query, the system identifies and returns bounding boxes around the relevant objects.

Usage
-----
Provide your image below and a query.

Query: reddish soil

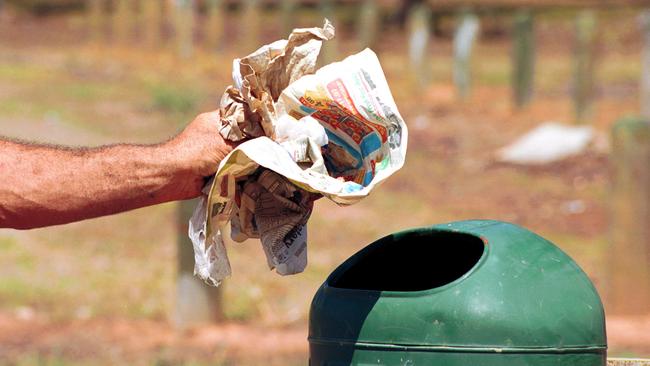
[0,311,308,364]
[1,311,649,363]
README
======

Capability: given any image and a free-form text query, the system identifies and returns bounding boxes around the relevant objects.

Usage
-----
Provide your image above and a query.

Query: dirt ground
[0,310,649,365]
[0,311,307,365]
[0,7,649,365]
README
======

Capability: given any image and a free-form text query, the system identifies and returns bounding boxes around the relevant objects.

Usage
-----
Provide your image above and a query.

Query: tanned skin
[0,111,235,230]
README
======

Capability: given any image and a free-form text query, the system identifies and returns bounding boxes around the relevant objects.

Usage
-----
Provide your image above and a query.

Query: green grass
[12,355,89,366]
[0,63,56,83]
[150,85,200,115]
[0,205,176,320]
[60,82,122,101]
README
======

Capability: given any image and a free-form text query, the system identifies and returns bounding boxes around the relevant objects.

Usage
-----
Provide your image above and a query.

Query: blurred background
[0,0,649,365]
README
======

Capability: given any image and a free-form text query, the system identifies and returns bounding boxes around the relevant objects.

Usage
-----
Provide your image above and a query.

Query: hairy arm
[0,111,234,229]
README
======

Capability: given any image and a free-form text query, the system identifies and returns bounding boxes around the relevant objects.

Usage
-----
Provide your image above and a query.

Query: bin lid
[309,220,606,353]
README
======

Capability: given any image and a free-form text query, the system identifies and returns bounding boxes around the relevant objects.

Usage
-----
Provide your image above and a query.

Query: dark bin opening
[330,231,485,292]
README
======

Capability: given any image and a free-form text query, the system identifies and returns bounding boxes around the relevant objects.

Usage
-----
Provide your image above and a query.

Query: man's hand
[0,111,236,229]
[165,111,236,199]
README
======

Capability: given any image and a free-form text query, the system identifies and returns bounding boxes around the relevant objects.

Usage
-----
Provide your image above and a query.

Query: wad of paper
[189,20,408,286]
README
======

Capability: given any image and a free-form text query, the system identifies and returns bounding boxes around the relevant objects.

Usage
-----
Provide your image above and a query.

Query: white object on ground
[497,122,594,165]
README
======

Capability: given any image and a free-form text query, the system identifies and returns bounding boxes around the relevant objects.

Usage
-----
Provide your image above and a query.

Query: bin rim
[323,225,490,298]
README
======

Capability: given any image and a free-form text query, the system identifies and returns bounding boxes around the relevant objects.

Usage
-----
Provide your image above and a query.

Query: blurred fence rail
[79,0,650,114]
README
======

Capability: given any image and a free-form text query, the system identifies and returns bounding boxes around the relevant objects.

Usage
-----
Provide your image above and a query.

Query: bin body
[309,220,606,366]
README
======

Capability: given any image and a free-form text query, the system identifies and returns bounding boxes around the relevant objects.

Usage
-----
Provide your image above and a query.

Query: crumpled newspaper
[189,20,408,286]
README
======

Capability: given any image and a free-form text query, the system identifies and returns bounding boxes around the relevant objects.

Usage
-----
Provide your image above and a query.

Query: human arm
[0,111,234,229]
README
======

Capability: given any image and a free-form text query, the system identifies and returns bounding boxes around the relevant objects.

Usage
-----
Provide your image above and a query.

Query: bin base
[309,343,606,366]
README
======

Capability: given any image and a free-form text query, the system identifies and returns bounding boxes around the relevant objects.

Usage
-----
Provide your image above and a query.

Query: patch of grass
[61,82,121,101]
[0,276,77,313]
[150,85,200,115]
[222,278,264,321]
[0,206,176,321]
[0,94,66,119]
[475,53,511,86]
[222,293,259,322]
[0,63,55,82]
[608,350,644,359]
[0,236,16,250]
[0,235,36,276]
[543,232,607,280]
[599,54,640,85]
[13,354,87,366]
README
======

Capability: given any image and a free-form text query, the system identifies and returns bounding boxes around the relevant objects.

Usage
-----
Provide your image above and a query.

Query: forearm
[0,139,196,229]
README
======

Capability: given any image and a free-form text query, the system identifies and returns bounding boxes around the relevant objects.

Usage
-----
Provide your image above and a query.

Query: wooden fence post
[512,8,534,108]
[142,0,162,48]
[87,0,105,43]
[407,2,431,90]
[172,0,195,58]
[573,9,597,123]
[453,10,480,101]
[319,0,338,65]
[357,0,379,50]
[640,10,650,119]
[241,0,262,53]
[205,0,225,52]
[608,117,650,315]
[280,0,296,37]
[113,0,132,44]
[175,199,224,328]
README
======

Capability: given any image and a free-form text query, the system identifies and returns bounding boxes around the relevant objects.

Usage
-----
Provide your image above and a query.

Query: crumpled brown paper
[219,20,335,142]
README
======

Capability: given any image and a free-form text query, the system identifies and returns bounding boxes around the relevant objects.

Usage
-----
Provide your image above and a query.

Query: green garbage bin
[309,220,607,366]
